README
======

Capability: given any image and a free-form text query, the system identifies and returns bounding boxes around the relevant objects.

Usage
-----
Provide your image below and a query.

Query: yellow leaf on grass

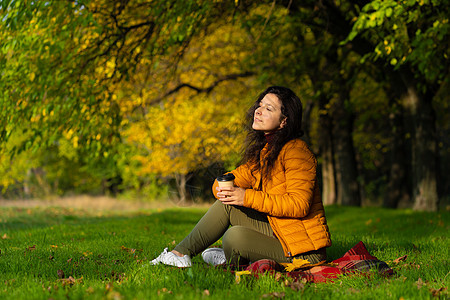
[282,259,332,272]
[235,270,251,283]
[281,258,311,272]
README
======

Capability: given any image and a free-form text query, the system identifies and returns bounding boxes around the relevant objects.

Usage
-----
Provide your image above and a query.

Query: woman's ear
[279,117,287,129]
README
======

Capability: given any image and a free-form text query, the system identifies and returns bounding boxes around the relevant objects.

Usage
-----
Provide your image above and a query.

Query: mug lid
[217,173,235,182]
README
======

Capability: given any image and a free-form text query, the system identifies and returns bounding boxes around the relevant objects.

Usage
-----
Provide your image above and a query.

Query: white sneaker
[201,247,226,265]
[149,248,192,268]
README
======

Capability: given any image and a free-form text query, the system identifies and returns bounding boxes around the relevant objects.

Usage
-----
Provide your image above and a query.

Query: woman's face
[252,93,286,134]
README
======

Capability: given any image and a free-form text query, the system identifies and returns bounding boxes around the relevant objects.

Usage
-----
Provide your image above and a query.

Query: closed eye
[259,101,274,111]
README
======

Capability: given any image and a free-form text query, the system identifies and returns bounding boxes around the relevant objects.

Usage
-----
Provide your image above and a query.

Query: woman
[150,86,331,268]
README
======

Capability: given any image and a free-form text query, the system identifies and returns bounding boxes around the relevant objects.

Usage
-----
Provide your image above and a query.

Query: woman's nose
[255,108,262,115]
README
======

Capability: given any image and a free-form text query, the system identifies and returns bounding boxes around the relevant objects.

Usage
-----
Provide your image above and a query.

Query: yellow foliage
[117,15,264,178]
[125,88,246,176]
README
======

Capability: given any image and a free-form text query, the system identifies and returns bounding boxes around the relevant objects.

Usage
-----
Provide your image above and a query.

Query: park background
[1,0,449,212]
[0,1,449,299]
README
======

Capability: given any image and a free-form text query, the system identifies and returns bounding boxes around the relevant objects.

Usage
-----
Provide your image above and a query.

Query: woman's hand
[216,186,246,206]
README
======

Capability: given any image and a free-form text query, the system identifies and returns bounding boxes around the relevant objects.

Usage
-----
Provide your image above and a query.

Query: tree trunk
[175,173,194,204]
[33,168,51,197]
[23,168,33,197]
[400,72,439,211]
[302,99,314,145]
[318,113,337,206]
[385,101,411,208]
[331,96,361,206]
[175,173,187,204]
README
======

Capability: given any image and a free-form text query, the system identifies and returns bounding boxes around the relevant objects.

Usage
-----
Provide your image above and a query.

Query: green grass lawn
[0,203,448,299]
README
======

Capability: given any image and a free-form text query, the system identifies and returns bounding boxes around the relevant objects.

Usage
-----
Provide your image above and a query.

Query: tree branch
[142,71,255,107]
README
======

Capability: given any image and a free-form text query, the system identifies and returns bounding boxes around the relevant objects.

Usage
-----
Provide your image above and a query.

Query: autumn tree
[1,0,224,157]
[1,0,244,199]
[249,0,448,210]
[342,0,449,211]
[1,0,448,209]
[230,2,364,206]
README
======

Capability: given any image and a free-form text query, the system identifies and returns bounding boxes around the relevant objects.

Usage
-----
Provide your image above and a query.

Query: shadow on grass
[324,205,449,260]
[1,205,448,262]
[0,207,204,229]
[0,207,208,277]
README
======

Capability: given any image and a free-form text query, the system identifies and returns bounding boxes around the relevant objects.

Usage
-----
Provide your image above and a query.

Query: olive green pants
[174,200,326,265]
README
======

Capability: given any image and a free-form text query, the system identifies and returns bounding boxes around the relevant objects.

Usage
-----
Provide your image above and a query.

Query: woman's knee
[222,226,252,259]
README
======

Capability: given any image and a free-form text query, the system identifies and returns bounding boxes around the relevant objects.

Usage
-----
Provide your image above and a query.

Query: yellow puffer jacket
[214,139,331,257]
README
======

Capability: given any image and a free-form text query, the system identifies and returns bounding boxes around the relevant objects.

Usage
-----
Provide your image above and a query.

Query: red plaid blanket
[242,241,393,283]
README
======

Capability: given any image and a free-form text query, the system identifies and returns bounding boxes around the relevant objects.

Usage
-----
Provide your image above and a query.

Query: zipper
[259,144,292,257]
[268,218,292,257]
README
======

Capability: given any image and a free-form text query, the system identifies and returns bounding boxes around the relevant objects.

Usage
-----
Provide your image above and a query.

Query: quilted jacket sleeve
[231,163,255,189]
[211,162,255,199]
[243,140,317,218]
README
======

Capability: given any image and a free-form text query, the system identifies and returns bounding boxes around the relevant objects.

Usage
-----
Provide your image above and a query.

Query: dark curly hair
[241,86,304,185]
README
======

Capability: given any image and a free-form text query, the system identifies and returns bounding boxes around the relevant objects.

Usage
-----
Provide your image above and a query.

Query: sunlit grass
[0,202,448,299]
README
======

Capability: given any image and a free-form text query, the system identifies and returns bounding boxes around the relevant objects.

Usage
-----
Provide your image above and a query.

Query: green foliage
[0,204,448,299]
[0,0,217,156]
[344,0,449,85]
[0,0,449,204]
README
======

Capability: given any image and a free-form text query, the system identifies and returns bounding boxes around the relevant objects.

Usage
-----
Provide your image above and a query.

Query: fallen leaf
[235,270,252,284]
[274,272,283,281]
[415,278,426,289]
[58,276,82,286]
[41,284,51,292]
[288,280,305,291]
[105,282,113,291]
[281,259,330,272]
[26,245,36,251]
[281,258,311,272]
[57,270,65,279]
[158,288,172,295]
[393,255,408,263]
[120,246,143,253]
[1,234,8,239]
[109,291,123,299]
[430,287,447,297]
[261,292,285,298]
[203,289,210,296]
